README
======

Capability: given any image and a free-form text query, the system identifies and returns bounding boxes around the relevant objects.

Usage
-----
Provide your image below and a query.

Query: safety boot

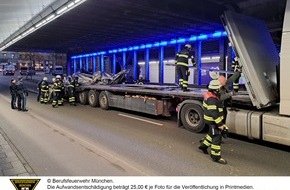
[198,145,208,154]
[213,157,227,165]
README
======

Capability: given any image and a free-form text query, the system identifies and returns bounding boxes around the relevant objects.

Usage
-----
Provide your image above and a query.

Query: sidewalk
[0,130,35,176]
[0,72,61,176]
[0,74,39,176]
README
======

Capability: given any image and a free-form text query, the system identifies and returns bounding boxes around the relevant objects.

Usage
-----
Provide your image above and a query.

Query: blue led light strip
[71,31,227,59]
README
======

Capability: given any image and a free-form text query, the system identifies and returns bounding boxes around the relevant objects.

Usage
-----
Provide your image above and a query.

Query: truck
[75,5,290,147]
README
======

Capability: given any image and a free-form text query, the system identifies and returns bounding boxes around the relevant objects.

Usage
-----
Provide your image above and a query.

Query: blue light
[189,36,197,41]
[212,31,222,38]
[71,30,228,59]
[140,44,146,49]
[170,39,177,44]
[177,38,185,43]
[153,42,160,47]
[145,44,152,48]
[198,34,207,40]
[160,41,167,46]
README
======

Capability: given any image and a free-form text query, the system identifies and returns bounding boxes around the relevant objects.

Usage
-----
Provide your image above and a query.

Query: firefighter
[231,57,242,92]
[67,76,77,106]
[52,75,62,108]
[198,80,228,164]
[59,76,65,106]
[40,77,49,104]
[175,44,196,91]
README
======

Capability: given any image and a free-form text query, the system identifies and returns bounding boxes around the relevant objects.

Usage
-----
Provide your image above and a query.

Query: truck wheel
[79,91,88,105]
[88,90,99,107]
[180,103,205,132]
[99,91,109,110]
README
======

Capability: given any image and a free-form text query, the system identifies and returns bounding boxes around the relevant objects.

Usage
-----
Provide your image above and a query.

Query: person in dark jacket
[218,70,241,123]
[16,76,28,111]
[175,44,196,91]
[9,79,17,109]
[37,78,44,102]
[199,80,228,164]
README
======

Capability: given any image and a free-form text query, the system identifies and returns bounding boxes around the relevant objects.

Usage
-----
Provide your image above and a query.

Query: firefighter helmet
[56,75,61,79]
[208,80,221,90]
[185,44,192,49]
[43,77,48,81]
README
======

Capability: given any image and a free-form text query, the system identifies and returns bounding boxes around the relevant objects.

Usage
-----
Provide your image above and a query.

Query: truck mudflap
[221,11,279,109]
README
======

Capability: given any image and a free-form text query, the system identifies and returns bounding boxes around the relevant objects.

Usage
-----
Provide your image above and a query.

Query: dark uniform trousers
[175,48,193,90]
[68,84,76,105]
[177,65,189,89]
[40,82,49,104]
[200,125,223,161]
[52,82,61,107]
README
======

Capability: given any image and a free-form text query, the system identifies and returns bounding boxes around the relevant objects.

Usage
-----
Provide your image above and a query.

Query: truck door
[221,11,279,108]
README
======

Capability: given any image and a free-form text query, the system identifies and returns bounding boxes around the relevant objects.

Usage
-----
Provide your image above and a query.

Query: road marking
[118,113,163,126]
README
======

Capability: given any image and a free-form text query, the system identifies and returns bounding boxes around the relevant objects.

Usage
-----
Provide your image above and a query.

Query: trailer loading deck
[76,83,252,132]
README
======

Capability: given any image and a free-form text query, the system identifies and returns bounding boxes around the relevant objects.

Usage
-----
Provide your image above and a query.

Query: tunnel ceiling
[2,0,286,56]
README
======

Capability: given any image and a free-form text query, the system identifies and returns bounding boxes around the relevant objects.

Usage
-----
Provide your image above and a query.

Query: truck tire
[180,103,205,132]
[99,91,109,110]
[79,91,88,105]
[88,90,99,107]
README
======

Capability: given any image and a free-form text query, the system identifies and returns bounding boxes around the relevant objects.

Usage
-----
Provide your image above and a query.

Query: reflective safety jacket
[52,81,62,92]
[40,81,49,92]
[175,48,195,67]
[203,91,224,127]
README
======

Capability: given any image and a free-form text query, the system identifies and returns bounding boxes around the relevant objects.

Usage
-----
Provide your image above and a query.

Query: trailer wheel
[79,91,88,105]
[99,91,109,110]
[88,90,99,107]
[180,103,205,132]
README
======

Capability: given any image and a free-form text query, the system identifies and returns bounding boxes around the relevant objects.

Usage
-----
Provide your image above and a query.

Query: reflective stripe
[218,108,223,112]
[204,141,211,146]
[211,144,221,150]
[214,117,223,123]
[204,115,214,121]
[205,135,212,142]
[207,105,217,110]
[205,115,223,123]
[176,62,188,67]
[211,150,221,156]
[179,54,189,58]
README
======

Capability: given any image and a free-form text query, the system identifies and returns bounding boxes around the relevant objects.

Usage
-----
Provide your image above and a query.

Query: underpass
[0,73,289,176]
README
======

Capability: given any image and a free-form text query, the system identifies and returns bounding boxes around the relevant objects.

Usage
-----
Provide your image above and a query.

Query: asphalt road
[0,72,290,176]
